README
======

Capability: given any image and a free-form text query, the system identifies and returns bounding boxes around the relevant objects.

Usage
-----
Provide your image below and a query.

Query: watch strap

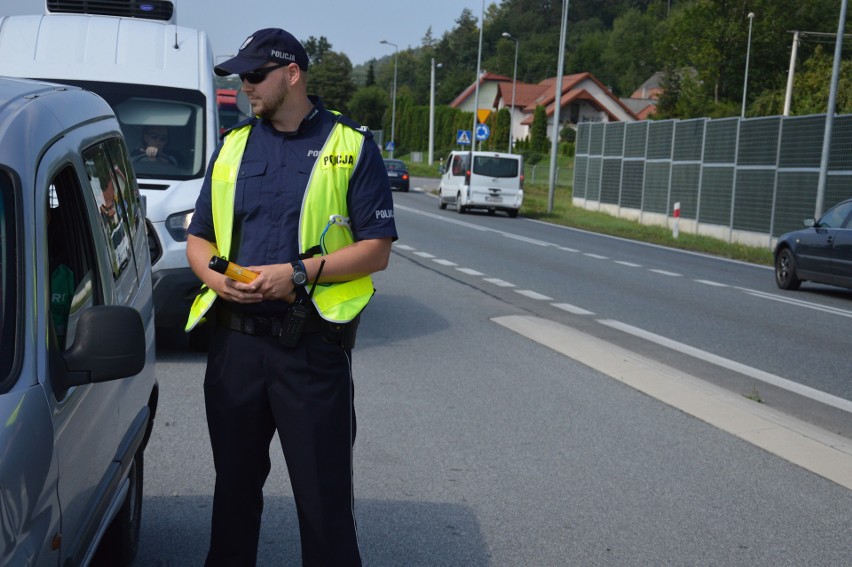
[290,259,307,286]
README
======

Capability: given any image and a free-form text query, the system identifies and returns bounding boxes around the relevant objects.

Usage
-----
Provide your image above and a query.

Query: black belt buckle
[241,315,257,335]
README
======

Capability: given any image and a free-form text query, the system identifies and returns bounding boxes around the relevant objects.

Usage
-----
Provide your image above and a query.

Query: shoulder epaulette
[334,114,373,140]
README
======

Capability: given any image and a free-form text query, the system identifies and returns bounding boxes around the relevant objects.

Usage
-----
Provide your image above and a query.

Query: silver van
[438,150,524,217]
[0,77,158,565]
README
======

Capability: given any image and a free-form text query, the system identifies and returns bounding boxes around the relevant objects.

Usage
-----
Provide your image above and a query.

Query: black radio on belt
[277,259,325,348]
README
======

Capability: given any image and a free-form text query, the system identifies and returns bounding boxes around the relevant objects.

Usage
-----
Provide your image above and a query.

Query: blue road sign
[456,130,472,145]
[385,141,396,151]
[475,123,490,141]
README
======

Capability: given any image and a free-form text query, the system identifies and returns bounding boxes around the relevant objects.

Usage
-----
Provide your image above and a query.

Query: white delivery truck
[0,0,217,335]
[438,150,524,217]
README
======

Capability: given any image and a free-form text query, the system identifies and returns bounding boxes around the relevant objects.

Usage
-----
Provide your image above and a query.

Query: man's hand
[240,263,297,303]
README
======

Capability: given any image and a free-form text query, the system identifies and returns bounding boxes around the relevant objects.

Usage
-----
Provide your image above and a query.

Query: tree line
[217,0,852,157]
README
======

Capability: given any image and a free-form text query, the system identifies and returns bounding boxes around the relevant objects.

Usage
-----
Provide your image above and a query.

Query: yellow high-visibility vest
[185,118,374,331]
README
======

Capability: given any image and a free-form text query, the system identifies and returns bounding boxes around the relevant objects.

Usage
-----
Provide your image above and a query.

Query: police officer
[185,28,397,567]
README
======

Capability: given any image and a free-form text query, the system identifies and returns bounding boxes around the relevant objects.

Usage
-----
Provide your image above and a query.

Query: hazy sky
[2,0,482,66]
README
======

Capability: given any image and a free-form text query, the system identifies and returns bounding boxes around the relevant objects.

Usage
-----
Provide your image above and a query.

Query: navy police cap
[214,28,309,76]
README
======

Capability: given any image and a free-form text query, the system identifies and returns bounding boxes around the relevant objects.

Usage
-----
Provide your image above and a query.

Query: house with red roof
[450,71,639,145]
[622,71,663,120]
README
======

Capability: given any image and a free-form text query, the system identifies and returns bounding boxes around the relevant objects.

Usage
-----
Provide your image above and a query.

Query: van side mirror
[60,305,146,388]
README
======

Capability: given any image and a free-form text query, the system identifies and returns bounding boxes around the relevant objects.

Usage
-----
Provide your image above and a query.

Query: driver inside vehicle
[132,126,178,165]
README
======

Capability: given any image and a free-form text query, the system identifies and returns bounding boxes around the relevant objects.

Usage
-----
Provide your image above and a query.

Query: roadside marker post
[673,202,681,239]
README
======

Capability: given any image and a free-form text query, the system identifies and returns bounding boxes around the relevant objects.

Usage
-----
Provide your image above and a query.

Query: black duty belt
[216,304,322,336]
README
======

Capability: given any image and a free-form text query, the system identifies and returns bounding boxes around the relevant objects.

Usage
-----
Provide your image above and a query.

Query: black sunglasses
[239,63,288,85]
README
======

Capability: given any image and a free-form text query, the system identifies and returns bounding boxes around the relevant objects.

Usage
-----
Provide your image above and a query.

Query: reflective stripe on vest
[185,127,251,331]
[185,119,374,331]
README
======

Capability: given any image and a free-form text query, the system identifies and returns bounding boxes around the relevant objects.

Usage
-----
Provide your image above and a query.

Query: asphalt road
[134,182,852,565]
[400,179,852,434]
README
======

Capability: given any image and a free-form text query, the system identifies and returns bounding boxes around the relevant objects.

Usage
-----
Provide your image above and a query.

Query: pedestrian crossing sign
[456,130,472,145]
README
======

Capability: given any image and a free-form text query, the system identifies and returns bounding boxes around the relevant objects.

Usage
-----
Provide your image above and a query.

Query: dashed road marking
[649,269,682,277]
[483,278,516,288]
[552,303,595,315]
[515,289,553,300]
[695,279,729,287]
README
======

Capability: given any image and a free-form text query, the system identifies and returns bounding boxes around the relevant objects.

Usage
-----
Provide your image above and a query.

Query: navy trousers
[203,325,361,567]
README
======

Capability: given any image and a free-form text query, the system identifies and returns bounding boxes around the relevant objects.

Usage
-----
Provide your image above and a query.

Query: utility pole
[548,0,569,214]
[816,0,848,219]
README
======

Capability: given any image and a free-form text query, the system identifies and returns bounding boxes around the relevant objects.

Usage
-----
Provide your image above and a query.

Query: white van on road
[0,0,217,335]
[438,150,524,217]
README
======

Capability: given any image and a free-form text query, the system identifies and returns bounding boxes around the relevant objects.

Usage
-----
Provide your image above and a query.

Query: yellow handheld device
[209,256,258,284]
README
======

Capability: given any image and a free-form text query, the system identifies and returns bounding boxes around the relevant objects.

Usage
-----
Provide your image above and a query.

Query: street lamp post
[501,32,519,154]
[380,39,398,158]
[471,0,485,153]
[429,58,442,166]
[741,12,755,118]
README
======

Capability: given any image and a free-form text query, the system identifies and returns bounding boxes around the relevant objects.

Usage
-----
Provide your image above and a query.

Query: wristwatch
[290,260,308,286]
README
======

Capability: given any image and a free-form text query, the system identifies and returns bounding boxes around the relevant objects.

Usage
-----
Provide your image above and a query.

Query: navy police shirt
[188,96,397,314]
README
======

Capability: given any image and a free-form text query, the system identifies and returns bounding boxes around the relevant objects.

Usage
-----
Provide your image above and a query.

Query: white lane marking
[399,202,772,271]
[457,267,485,276]
[552,303,595,315]
[515,289,553,300]
[523,216,772,270]
[503,233,553,246]
[395,205,848,321]
[414,251,435,258]
[432,259,457,266]
[494,315,852,491]
[484,278,516,288]
[695,279,729,287]
[394,204,490,231]
[583,253,609,260]
[597,318,852,414]
[738,288,852,319]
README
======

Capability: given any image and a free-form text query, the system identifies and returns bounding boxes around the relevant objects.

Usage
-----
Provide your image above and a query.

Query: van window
[47,167,101,350]
[83,143,135,280]
[451,154,468,176]
[31,79,207,180]
[0,170,19,387]
[473,156,519,178]
[103,138,145,243]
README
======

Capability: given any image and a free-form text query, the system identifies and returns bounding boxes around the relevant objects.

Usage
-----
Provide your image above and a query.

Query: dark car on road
[384,158,410,192]
[774,198,852,291]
